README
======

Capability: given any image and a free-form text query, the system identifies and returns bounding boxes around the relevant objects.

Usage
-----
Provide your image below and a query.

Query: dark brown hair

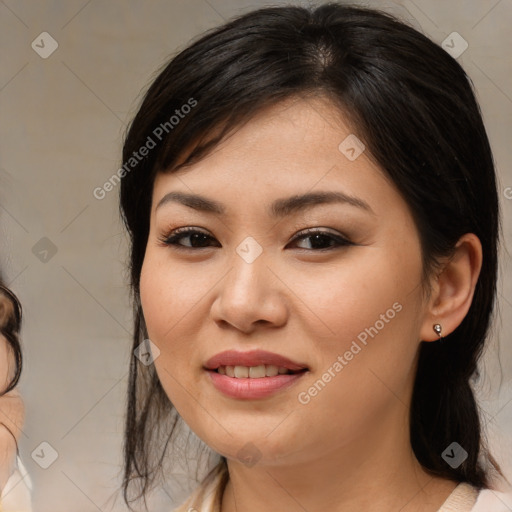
[0,281,23,395]
[119,2,505,508]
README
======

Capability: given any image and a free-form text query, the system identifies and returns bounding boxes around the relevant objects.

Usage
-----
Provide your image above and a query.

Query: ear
[420,233,482,342]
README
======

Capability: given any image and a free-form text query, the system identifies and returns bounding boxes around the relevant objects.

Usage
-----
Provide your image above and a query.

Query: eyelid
[158,225,354,251]
[158,226,217,247]
[291,226,350,240]
[289,228,354,250]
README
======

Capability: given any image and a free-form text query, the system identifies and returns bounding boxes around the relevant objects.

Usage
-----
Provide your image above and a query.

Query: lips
[204,350,309,399]
[204,350,308,372]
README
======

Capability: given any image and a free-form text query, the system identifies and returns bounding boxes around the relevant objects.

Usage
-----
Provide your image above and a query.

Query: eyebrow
[155,190,375,217]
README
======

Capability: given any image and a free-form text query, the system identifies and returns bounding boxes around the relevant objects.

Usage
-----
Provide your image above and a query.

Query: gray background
[0,0,511,510]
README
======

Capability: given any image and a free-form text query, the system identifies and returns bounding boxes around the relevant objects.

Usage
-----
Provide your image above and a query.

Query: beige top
[0,456,33,511]
[171,462,481,512]
[437,483,480,511]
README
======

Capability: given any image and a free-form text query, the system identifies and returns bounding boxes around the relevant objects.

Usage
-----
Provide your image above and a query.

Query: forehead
[152,97,400,217]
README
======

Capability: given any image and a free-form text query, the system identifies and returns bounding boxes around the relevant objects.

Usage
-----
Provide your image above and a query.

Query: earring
[433,323,442,340]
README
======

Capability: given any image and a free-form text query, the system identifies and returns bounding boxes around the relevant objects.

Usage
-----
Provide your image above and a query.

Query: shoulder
[470,486,512,512]
[0,456,33,511]
[171,462,228,512]
[438,481,512,512]
[437,482,479,511]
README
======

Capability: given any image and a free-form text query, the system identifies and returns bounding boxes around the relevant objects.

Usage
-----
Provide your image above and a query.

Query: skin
[140,95,482,512]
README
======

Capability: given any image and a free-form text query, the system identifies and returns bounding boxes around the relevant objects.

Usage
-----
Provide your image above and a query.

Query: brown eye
[288,229,353,251]
[160,226,353,252]
[161,228,220,249]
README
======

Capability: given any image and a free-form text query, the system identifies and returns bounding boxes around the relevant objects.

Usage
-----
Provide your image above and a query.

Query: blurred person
[0,283,31,511]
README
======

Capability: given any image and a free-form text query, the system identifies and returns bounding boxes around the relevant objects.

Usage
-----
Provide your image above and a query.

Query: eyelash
[159,227,354,252]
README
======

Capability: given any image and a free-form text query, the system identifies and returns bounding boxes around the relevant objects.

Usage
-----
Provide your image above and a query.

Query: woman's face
[140,96,431,467]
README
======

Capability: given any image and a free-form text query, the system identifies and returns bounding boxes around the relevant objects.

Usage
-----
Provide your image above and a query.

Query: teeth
[265,365,279,377]
[249,365,266,378]
[234,366,249,378]
[217,364,294,378]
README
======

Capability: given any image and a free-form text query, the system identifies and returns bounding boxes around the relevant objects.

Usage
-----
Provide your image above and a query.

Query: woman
[0,282,24,498]
[119,3,510,511]
[0,281,31,512]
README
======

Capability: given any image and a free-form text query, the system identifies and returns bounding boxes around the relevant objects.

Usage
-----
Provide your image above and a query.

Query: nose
[210,244,288,334]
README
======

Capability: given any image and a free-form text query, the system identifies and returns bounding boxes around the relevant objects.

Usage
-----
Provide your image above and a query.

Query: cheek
[140,251,201,338]
[295,242,422,347]
[300,240,424,401]
[293,240,425,413]
[139,254,188,363]
[139,255,196,416]
[139,250,213,391]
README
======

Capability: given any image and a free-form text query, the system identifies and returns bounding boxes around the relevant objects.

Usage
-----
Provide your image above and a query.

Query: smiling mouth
[213,364,306,378]
[206,364,308,399]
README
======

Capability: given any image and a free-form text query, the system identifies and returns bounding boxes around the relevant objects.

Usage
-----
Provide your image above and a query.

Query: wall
[0,0,511,510]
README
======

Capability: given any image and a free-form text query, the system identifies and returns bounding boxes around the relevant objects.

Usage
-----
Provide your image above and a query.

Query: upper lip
[204,350,308,371]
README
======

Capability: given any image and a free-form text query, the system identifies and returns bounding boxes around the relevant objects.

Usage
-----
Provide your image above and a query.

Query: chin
[197,427,301,468]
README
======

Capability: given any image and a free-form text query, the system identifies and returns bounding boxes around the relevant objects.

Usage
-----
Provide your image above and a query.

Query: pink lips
[204,350,308,400]
[204,350,307,371]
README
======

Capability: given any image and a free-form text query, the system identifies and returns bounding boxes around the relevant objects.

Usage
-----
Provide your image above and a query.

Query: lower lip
[206,370,307,399]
